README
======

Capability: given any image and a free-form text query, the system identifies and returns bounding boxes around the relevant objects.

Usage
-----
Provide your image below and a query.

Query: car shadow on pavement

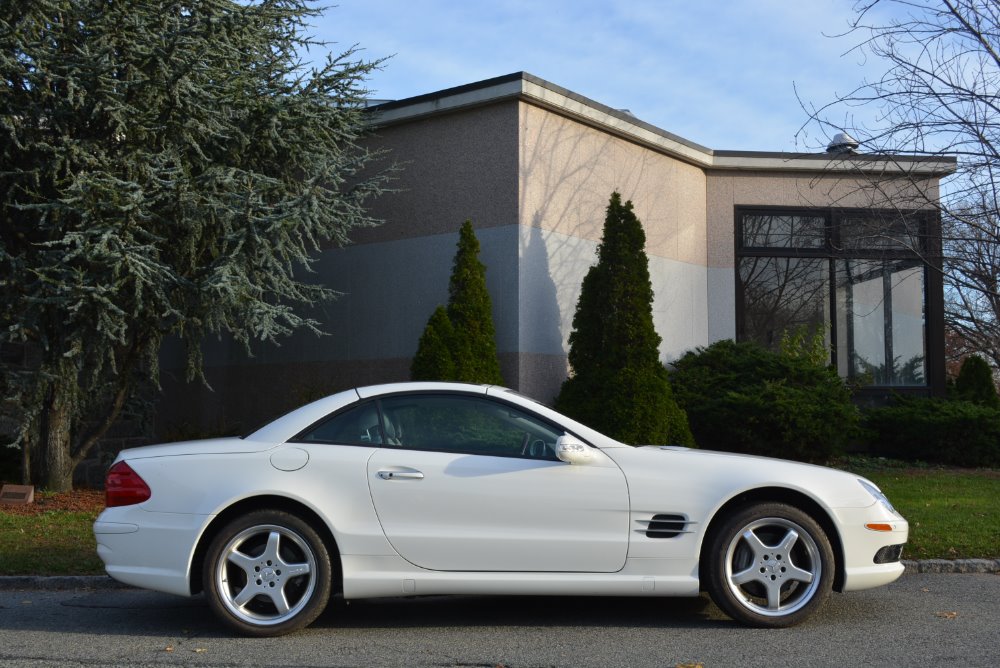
[36,589,731,637]
[57,589,217,634]
[313,593,730,631]
[14,588,888,638]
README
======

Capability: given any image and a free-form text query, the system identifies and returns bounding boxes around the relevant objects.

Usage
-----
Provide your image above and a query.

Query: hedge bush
[863,397,1000,467]
[669,339,858,463]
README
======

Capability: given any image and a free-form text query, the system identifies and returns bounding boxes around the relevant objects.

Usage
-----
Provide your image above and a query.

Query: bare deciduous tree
[800,0,1000,373]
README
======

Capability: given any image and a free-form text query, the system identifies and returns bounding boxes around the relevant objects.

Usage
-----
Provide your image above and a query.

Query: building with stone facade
[157,72,955,436]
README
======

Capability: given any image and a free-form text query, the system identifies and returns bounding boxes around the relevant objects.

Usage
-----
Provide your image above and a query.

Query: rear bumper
[93,506,210,597]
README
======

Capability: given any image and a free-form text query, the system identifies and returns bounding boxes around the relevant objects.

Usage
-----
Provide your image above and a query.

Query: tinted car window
[377,394,560,459]
[298,402,382,445]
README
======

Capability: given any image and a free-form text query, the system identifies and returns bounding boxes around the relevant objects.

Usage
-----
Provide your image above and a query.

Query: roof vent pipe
[827,132,860,154]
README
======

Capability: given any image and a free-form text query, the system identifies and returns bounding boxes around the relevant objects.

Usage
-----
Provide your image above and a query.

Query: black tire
[704,502,834,627]
[203,509,332,637]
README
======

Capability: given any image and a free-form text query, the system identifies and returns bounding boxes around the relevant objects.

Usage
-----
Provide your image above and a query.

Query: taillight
[104,461,151,507]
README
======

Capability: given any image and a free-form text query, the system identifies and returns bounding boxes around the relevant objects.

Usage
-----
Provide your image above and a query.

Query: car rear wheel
[705,502,834,627]
[203,510,331,636]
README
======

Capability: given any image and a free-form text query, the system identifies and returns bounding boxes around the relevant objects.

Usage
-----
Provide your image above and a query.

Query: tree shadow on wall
[516,220,569,402]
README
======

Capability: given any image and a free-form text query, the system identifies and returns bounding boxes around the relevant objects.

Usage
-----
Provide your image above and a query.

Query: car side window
[297,401,383,445]
[377,394,561,459]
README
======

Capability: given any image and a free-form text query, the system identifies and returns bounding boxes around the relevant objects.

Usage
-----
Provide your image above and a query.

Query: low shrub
[669,340,858,463]
[863,397,1000,467]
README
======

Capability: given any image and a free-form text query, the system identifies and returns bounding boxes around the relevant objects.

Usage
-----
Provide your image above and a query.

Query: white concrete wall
[706,267,737,344]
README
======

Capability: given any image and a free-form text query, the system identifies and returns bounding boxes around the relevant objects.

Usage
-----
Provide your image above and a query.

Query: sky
[312,0,899,152]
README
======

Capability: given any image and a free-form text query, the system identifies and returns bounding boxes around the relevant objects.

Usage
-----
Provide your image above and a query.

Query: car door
[366,393,630,573]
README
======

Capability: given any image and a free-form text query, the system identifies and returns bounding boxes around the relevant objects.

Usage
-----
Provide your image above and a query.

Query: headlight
[858,479,898,516]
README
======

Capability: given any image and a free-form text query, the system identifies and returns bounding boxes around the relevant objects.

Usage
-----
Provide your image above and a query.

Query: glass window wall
[737,208,933,388]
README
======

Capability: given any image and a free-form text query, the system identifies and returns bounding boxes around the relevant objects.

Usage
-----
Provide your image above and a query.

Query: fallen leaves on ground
[0,490,104,516]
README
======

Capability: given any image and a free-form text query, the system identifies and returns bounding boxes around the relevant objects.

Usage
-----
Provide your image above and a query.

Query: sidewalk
[1,559,997,591]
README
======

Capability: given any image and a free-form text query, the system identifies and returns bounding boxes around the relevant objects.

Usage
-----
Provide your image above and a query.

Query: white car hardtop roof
[355,381,492,398]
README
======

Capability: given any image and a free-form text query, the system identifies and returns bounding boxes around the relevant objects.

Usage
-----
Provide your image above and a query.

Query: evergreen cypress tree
[410,221,503,384]
[0,1,391,489]
[448,221,504,384]
[410,306,457,381]
[555,193,692,445]
[954,355,1000,409]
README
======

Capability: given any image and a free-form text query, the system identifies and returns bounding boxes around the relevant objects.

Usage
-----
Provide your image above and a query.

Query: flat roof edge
[366,73,956,176]
[710,153,957,176]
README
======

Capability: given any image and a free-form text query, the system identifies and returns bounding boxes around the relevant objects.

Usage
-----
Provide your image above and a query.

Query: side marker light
[865,523,894,532]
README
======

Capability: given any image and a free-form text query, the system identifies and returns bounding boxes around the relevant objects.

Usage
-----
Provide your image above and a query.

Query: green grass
[0,511,105,576]
[837,457,1000,560]
[0,463,997,576]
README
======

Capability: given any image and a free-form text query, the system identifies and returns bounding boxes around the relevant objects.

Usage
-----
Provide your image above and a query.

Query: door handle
[377,470,424,480]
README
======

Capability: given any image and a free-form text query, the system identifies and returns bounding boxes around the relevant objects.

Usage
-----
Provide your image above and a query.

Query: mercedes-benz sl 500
[94,382,907,636]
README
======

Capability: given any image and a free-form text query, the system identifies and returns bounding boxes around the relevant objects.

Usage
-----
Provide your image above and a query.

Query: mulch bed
[0,489,105,516]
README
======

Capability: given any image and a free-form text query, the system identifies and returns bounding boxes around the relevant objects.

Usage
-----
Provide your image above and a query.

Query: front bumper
[833,505,909,592]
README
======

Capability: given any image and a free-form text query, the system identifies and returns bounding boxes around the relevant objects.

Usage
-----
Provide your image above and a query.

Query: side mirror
[555,434,593,465]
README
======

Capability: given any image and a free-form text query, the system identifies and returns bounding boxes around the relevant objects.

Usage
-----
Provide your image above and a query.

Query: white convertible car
[94,382,907,636]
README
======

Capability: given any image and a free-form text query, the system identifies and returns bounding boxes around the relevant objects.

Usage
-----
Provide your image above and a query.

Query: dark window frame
[735,205,945,397]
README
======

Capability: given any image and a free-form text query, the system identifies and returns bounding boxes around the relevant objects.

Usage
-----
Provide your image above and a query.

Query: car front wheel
[705,502,834,627]
[203,510,332,636]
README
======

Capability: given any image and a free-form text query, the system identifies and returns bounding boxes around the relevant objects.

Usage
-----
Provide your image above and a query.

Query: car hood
[639,445,845,471]
[606,445,876,509]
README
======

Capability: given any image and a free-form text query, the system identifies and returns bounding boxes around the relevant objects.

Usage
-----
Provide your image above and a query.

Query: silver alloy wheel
[723,516,822,617]
[213,523,318,627]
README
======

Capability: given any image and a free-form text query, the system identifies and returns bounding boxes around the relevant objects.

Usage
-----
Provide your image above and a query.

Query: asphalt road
[1,573,997,667]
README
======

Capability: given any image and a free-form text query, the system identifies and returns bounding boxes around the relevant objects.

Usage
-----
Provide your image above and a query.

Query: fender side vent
[637,514,689,539]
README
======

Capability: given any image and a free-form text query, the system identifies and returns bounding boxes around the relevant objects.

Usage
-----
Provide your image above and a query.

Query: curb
[1,560,998,591]
[901,558,1000,574]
